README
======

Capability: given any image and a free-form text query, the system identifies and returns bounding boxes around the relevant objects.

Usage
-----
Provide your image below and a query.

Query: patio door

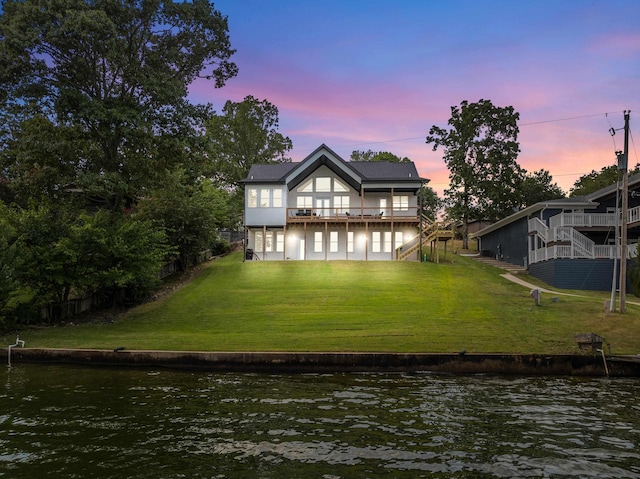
[380,198,388,217]
[316,198,330,217]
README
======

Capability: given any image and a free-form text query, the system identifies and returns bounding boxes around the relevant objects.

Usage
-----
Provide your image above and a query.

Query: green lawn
[6,252,640,354]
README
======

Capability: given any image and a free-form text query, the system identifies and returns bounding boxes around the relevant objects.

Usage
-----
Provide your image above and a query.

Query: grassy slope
[8,252,640,354]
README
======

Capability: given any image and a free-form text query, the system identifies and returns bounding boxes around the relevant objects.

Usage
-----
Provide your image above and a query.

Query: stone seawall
[3,348,640,376]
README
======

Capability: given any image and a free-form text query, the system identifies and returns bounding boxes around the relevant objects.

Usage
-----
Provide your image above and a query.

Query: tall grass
[9,252,640,354]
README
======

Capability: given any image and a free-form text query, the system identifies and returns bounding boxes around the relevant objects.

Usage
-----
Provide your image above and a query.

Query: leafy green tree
[0,0,237,209]
[350,150,411,162]
[520,169,565,207]
[418,183,442,220]
[0,202,36,330]
[11,205,168,315]
[138,169,229,270]
[206,95,292,189]
[426,99,522,248]
[569,163,640,197]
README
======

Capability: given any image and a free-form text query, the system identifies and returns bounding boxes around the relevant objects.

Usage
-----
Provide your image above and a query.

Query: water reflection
[1,365,639,478]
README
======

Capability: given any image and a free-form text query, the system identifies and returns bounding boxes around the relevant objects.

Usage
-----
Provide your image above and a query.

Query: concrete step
[472,256,528,275]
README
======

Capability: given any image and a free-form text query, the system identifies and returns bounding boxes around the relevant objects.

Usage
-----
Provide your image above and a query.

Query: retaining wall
[3,348,640,377]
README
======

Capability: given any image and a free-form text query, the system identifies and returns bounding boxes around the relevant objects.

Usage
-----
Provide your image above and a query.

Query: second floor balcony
[286,206,420,224]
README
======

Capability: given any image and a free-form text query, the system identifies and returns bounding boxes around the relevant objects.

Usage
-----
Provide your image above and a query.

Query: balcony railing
[529,243,637,265]
[286,207,419,223]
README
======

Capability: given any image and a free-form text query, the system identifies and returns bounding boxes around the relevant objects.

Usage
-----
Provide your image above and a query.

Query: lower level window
[372,232,381,253]
[330,231,338,252]
[276,232,284,252]
[314,232,323,252]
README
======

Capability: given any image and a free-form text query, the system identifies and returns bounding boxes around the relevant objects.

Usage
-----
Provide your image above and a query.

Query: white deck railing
[528,212,638,265]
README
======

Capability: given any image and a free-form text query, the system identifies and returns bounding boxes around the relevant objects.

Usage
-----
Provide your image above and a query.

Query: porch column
[283,225,287,260]
[262,225,267,259]
[346,222,349,260]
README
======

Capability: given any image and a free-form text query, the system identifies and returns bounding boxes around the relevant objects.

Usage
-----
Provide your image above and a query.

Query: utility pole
[619,111,630,313]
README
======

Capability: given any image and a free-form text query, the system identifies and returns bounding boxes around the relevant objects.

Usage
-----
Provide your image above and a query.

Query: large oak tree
[426,99,522,248]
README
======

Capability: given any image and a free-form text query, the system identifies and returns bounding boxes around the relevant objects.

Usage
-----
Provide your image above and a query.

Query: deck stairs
[529,217,598,259]
[397,216,454,261]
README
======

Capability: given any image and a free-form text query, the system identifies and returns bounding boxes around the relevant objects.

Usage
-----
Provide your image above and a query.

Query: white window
[314,232,323,253]
[334,179,349,192]
[334,196,350,214]
[297,196,313,208]
[276,232,284,252]
[265,231,273,252]
[255,231,263,251]
[248,188,258,208]
[383,232,392,253]
[372,232,381,253]
[395,232,404,249]
[393,195,409,211]
[298,179,313,192]
[316,177,331,192]
[260,188,270,208]
[347,232,354,253]
[330,231,339,253]
[272,188,283,208]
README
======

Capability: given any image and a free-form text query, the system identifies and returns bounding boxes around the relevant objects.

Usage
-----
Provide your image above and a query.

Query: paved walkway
[500,273,579,296]
[501,273,640,306]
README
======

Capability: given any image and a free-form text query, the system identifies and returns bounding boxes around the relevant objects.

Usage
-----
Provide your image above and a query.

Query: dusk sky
[190,0,640,196]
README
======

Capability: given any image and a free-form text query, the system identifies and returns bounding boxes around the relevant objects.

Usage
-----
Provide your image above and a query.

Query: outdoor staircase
[529,217,597,259]
[397,216,454,261]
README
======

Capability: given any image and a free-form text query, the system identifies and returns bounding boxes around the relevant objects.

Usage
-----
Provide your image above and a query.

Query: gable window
[298,179,313,192]
[393,195,409,211]
[314,232,323,252]
[273,188,283,208]
[248,188,258,208]
[260,188,270,208]
[330,231,339,253]
[334,179,349,192]
[316,177,331,192]
[372,232,381,253]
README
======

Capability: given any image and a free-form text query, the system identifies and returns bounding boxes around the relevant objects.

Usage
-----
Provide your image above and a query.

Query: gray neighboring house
[472,174,640,291]
[242,144,426,261]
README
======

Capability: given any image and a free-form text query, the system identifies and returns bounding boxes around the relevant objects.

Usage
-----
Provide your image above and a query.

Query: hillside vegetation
[7,252,640,354]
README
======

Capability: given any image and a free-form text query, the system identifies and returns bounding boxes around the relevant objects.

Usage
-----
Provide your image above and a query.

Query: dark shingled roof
[349,161,420,181]
[244,163,297,183]
[244,160,422,183]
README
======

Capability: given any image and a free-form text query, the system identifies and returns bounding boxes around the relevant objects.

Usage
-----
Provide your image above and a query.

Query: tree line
[0,0,291,330]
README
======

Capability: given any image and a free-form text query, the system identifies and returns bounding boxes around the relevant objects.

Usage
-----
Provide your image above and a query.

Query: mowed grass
[8,252,640,354]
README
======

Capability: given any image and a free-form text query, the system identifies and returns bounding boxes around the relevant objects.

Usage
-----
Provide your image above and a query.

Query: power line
[519,111,621,126]
[335,110,632,149]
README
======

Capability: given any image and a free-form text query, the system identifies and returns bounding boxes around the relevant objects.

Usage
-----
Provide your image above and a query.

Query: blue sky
[190,0,640,195]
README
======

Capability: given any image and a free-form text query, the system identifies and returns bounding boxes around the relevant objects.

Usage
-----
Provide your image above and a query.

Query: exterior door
[299,239,306,260]
[316,198,330,217]
[380,198,388,217]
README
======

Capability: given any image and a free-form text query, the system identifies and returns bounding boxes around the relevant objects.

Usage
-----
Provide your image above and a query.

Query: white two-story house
[242,144,426,260]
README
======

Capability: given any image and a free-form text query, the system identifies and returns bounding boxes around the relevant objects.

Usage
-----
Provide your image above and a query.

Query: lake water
[1,364,639,478]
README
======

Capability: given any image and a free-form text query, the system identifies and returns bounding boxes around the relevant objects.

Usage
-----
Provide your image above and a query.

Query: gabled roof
[243,144,425,190]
